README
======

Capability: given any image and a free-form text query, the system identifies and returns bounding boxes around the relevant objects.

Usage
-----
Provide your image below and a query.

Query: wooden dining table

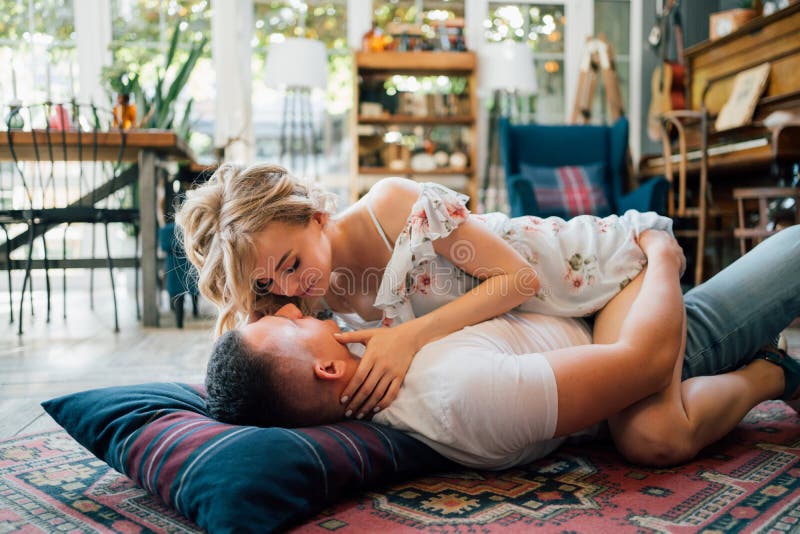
[0,129,195,327]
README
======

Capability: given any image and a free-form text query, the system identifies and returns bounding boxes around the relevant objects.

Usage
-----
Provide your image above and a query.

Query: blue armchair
[499,117,668,218]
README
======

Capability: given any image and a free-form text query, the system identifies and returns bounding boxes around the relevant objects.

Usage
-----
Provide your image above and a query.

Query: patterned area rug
[2,402,799,533]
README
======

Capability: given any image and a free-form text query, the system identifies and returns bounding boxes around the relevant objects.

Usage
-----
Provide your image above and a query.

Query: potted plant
[102,25,207,137]
[98,27,208,220]
[135,27,207,140]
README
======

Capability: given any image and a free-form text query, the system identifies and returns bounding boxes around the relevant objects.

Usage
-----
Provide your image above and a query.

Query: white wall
[212,0,255,163]
[73,0,112,105]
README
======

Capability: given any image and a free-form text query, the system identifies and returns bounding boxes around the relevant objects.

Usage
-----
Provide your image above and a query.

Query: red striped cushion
[42,382,450,532]
[520,162,611,218]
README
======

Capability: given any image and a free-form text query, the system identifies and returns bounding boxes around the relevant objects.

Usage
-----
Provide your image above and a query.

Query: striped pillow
[42,383,450,532]
[519,162,611,218]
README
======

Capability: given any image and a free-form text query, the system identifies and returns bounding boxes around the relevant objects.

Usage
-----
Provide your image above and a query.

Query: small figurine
[48,103,70,131]
[6,67,24,129]
[5,99,24,130]
[113,94,137,129]
[362,25,389,52]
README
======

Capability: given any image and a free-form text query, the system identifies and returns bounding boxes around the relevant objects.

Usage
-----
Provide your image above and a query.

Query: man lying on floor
[205,227,800,469]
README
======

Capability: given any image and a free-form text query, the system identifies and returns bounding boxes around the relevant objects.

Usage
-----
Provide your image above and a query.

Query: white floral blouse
[338,182,673,330]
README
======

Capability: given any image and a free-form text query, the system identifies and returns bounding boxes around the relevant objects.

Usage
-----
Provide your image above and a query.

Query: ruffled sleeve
[620,209,674,237]
[374,183,471,324]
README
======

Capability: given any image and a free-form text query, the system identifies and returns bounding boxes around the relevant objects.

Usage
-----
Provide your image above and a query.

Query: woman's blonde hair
[175,163,336,336]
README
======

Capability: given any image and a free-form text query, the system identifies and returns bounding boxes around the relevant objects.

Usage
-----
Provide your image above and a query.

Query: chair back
[2,102,129,216]
[1,102,138,263]
[499,117,629,214]
[1,102,139,333]
[159,222,198,298]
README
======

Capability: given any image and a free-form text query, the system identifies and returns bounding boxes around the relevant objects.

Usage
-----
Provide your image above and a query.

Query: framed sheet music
[715,62,771,131]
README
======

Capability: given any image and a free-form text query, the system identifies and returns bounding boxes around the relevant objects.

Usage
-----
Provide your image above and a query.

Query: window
[110,0,214,160]
[0,0,76,105]
[486,2,566,124]
[252,0,350,182]
[373,0,465,32]
[485,0,631,125]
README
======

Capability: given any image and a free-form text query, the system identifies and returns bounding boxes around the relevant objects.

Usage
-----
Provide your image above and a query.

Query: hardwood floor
[0,270,215,438]
[1,270,798,441]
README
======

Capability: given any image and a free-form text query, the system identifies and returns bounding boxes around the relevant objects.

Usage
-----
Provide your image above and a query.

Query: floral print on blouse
[364,182,672,328]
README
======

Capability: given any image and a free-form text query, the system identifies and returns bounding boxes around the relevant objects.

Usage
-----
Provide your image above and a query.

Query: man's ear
[313,359,345,380]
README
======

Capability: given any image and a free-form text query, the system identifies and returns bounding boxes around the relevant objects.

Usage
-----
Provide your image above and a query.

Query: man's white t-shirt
[372,312,592,470]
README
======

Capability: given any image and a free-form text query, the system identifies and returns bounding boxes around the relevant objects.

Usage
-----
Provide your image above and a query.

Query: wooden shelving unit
[351,51,479,205]
[356,51,477,72]
[358,166,474,175]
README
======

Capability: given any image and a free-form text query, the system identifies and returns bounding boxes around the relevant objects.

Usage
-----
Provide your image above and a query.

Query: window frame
[472,0,641,159]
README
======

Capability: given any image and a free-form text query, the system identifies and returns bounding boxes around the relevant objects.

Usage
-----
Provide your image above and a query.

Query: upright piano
[639,3,800,180]
[638,4,800,284]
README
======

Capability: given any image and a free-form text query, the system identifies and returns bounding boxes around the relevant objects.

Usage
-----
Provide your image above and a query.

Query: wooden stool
[733,187,800,255]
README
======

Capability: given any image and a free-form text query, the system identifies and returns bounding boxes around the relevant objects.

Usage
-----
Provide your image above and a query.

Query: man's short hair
[205,329,305,427]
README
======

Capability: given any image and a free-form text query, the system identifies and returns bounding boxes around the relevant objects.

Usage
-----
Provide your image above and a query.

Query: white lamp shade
[479,41,538,94]
[264,38,328,90]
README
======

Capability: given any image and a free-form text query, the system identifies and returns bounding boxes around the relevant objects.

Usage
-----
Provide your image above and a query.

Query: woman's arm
[336,179,540,417]
[368,179,540,321]
[409,216,540,342]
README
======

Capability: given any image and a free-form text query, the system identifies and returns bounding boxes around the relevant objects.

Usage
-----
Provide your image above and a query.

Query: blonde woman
[177,163,674,419]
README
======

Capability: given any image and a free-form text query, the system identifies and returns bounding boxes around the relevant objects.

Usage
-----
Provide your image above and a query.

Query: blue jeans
[682,224,800,379]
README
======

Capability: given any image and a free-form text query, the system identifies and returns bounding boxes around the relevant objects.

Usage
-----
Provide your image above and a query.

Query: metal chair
[2,102,140,333]
[0,212,16,324]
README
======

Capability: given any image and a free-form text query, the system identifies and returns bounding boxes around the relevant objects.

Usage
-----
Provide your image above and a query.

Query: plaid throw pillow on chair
[519,162,611,218]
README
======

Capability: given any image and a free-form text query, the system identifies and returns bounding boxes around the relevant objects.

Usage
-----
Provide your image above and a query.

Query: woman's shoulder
[369,177,420,206]
[367,179,472,241]
[366,178,421,238]
[369,179,468,217]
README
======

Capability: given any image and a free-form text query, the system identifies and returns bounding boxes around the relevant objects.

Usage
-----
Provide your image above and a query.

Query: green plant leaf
[111,24,205,136]
[165,38,207,107]
[165,23,181,71]
[158,36,207,128]
[177,98,194,138]
[154,28,181,112]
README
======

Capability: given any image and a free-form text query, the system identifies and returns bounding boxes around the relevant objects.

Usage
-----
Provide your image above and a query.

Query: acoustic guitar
[647,0,687,141]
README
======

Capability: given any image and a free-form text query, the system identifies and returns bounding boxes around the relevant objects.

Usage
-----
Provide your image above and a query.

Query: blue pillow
[509,162,611,219]
[42,383,451,532]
